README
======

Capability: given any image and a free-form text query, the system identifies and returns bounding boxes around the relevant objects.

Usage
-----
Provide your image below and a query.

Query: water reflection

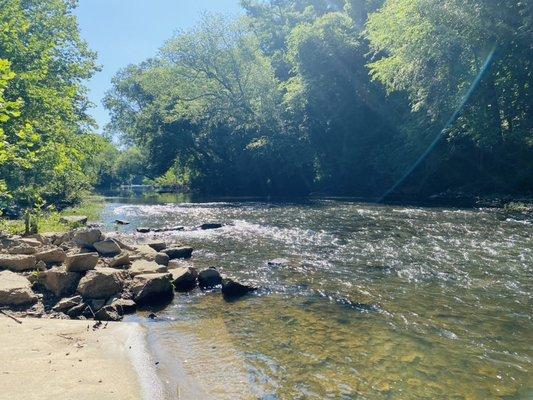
[107,194,532,399]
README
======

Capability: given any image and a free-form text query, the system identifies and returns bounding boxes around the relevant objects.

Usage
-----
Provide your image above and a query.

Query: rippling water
[102,194,532,399]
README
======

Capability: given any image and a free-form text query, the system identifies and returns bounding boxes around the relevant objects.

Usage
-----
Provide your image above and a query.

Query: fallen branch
[0,310,22,324]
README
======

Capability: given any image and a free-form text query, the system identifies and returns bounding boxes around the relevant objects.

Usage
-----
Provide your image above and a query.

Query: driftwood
[0,309,22,324]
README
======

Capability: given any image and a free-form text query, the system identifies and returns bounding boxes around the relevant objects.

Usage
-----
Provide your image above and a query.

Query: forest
[1,0,531,213]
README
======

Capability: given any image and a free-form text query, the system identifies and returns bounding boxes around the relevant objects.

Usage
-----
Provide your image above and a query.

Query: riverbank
[0,315,163,400]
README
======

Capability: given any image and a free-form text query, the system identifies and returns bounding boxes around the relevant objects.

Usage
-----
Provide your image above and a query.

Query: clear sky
[75,0,242,132]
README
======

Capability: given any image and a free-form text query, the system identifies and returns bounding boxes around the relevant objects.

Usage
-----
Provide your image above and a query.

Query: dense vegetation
[1,0,531,215]
[105,0,532,198]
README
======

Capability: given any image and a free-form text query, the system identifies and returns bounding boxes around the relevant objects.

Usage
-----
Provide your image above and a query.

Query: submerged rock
[199,223,223,230]
[163,246,193,260]
[39,266,81,296]
[130,273,173,305]
[169,267,198,292]
[77,268,127,299]
[115,219,129,225]
[221,279,257,299]
[267,258,290,267]
[198,268,222,289]
[136,227,151,233]
[65,252,99,272]
[0,254,37,271]
[0,270,38,305]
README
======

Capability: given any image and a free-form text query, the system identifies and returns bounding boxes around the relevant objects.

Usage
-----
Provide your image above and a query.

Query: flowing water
[101,194,532,399]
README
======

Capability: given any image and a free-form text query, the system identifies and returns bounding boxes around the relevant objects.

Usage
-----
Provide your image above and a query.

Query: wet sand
[0,315,164,400]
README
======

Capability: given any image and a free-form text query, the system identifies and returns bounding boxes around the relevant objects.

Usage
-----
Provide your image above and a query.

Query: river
[100,193,532,399]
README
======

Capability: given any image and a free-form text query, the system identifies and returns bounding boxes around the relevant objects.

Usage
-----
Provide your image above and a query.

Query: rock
[66,302,87,319]
[198,268,222,289]
[153,226,184,232]
[115,219,129,225]
[65,252,99,272]
[93,238,121,257]
[0,254,37,271]
[147,242,166,252]
[155,252,169,266]
[169,267,198,292]
[267,258,289,267]
[52,295,83,312]
[129,260,168,276]
[163,246,193,260]
[0,270,38,305]
[94,304,123,321]
[60,215,88,225]
[199,223,222,230]
[135,244,158,261]
[24,234,49,245]
[108,298,136,314]
[88,299,106,312]
[77,268,127,299]
[35,260,47,271]
[39,266,81,296]
[7,244,37,255]
[18,238,43,247]
[111,237,136,251]
[221,279,257,299]
[130,273,173,305]
[107,252,130,269]
[34,247,66,264]
[73,228,102,248]
[136,227,151,233]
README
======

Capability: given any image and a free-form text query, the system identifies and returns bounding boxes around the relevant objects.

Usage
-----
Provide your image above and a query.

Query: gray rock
[198,268,222,289]
[155,252,169,266]
[93,238,121,257]
[18,238,43,247]
[73,228,102,248]
[131,273,173,305]
[129,260,168,276]
[221,279,257,298]
[77,268,128,299]
[135,244,158,261]
[147,242,166,252]
[169,267,198,292]
[107,252,130,269]
[67,302,87,319]
[94,304,123,321]
[0,254,37,271]
[7,244,37,255]
[65,252,99,272]
[35,247,66,264]
[163,246,193,260]
[88,298,106,312]
[39,266,81,296]
[136,227,151,233]
[60,215,88,225]
[52,295,83,312]
[0,270,38,305]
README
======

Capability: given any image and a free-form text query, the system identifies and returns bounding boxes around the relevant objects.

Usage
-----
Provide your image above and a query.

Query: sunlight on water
[105,195,532,399]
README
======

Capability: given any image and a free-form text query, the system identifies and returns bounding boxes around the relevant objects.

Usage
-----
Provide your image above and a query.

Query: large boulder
[65,252,99,272]
[163,246,193,260]
[0,270,38,305]
[0,254,37,272]
[130,273,173,305]
[93,238,121,257]
[52,295,83,313]
[39,266,81,296]
[135,244,158,261]
[77,268,128,299]
[73,228,102,248]
[169,267,198,292]
[129,260,168,276]
[198,268,222,289]
[221,279,257,299]
[35,247,66,264]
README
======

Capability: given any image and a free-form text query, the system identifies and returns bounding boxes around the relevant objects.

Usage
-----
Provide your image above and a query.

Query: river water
[101,194,532,399]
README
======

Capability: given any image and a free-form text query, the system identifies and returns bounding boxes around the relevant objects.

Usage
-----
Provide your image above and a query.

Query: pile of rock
[0,228,256,322]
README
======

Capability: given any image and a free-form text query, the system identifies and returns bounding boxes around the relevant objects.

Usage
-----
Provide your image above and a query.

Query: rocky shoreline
[0,226,256,322]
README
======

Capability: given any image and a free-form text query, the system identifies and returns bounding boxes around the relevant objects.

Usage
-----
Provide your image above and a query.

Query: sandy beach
[0,315,163,400]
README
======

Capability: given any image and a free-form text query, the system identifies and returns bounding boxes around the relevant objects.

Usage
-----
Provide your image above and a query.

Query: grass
[0,195,105,235]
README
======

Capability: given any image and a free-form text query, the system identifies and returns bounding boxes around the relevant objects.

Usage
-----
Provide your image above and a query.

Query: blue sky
[75,0,242,131]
